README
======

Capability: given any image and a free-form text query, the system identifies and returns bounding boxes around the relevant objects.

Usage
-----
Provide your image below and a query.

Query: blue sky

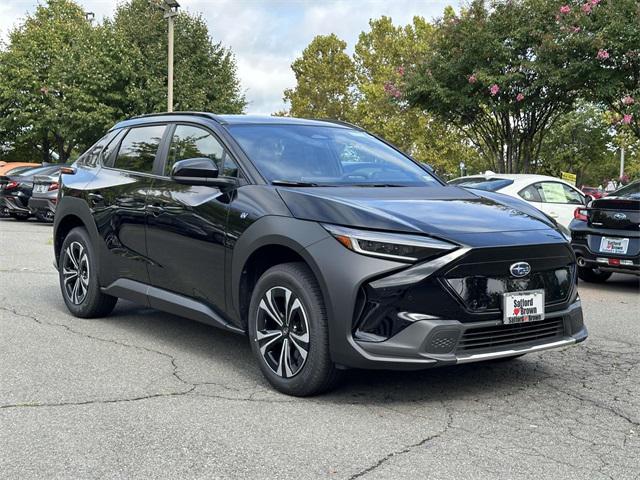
[1,1,459,114]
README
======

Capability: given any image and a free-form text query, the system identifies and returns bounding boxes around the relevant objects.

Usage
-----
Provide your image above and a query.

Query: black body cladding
[54,113,587,378]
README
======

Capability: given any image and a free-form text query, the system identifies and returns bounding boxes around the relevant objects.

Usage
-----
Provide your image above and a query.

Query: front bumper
[353,300,586,368]
[305,232,586,370]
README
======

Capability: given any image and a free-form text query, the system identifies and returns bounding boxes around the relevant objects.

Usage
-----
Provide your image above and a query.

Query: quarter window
[519,185,542,202]
[114,125,166,173]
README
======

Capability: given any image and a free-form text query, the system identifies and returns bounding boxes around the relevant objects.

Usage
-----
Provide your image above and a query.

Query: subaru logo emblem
[510,262,531,278]
[613,213,627,221]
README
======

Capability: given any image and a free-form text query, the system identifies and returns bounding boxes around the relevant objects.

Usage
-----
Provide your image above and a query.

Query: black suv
[54,113,587,396]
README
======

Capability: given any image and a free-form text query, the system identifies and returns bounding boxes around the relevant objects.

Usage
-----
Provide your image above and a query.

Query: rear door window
[114,125,166,174]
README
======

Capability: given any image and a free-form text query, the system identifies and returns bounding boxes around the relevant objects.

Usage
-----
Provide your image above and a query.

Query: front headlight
[322,224,458,263]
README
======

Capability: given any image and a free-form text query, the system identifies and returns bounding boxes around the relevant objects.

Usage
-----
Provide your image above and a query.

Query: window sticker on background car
[540,183,567,203]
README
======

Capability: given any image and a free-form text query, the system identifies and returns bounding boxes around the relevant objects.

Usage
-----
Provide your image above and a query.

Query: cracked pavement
[1,218,639,479]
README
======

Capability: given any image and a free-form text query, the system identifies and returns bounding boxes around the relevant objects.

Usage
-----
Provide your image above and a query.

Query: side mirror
[170,157,238,190]
[584,195,593,206]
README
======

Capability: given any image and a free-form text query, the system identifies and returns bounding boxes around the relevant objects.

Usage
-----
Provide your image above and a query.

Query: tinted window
[79,131,117,168]
[222,155,239,177]
[228,125,438,186]
[613,181,640,199]
[17,165,61,177]
[519,185,542,202]
[449,177,514,192]
[115,125,166,173]
[536,182,583,204]
[166,125,225,175]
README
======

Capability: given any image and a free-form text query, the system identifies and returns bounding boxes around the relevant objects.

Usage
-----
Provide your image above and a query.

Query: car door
[145,123,240,312]
[531,181,585,228]
[93,124,167,286]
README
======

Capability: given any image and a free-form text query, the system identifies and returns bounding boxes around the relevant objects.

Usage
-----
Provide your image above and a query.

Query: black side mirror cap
[170,157,238,190]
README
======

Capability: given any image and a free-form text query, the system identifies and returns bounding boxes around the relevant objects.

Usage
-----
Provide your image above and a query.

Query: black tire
[248,262,340,396]
[59,227,117,318]
[577,266,612,283]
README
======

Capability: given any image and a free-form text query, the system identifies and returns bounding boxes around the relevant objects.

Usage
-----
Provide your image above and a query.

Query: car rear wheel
[59,227,117,318]
[577,266,612,283]
[248,262,340,396]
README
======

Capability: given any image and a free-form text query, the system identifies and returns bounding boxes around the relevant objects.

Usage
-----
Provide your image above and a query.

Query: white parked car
[449,173,587,229]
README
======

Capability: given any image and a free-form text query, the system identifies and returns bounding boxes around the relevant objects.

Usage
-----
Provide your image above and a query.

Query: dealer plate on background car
[599,237,629,255]
[33,184,48,193]
[502,289,545,324]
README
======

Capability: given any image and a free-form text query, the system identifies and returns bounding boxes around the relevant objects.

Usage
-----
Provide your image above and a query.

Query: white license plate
[33,184,48,193]
[599,237,629,255]
[503,290,545,324]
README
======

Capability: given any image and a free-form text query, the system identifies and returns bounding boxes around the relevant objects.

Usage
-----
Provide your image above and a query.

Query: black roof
[111,112,355,131]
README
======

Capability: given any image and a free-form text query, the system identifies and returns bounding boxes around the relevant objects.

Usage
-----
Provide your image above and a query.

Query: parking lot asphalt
[1,217,639,480]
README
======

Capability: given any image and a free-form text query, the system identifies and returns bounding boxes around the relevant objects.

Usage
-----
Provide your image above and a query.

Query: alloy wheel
[255,286,310,378]
[62,241,90,305]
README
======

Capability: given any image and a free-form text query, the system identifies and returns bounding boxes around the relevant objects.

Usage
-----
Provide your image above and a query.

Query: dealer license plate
[33,184,48,193]
[502,290,545,324]
[599,237,629,255]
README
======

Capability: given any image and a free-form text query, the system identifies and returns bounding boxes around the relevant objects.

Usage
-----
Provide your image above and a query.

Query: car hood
[277,185,560,243]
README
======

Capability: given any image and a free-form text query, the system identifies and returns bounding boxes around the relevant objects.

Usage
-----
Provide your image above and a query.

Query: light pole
[159,0,180,112]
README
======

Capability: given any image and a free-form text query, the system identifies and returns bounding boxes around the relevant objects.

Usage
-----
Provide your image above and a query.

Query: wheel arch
[230,217,332,330]
[53,197,101,268]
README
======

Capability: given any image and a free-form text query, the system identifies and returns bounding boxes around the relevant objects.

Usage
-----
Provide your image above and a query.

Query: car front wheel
[248,262,340,396]
[59,227,117,318]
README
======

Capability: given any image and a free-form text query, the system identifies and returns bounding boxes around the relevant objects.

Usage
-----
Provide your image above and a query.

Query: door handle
[147,204,163,216]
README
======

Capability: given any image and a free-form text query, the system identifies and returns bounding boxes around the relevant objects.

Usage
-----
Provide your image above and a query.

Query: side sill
[102,278,245,335]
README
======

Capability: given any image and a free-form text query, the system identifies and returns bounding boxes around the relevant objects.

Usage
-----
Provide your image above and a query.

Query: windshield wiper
[271,180,319,187]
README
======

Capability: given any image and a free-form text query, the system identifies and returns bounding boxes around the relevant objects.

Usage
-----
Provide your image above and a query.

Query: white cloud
[0,0,459,114]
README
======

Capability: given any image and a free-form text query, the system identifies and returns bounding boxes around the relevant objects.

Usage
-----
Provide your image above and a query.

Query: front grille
[457,317,565,352]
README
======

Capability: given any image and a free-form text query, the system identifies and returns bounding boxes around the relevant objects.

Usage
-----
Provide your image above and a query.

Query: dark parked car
[53,113,587,396]
[28,171,62,221]
[0,165,62,220]
[571,180,640,281]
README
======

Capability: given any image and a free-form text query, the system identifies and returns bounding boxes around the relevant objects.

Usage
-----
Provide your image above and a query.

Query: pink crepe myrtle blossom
[396,66,405,76]
[516,93,525,102]
[383,82,402,99]
[489,84,500,96]
[623,114,633,125]
[581,3,592,14]
[571,26,581,33]
[468,74,477,84]
[622,96,635,106]
[559,5,571,14]
[597,49,609,60]
[590,0,601,5]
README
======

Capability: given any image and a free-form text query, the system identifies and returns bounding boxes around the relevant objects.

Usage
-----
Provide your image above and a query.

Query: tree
[282,19,482,175]
[112,0,246,116]
[553,0,640,140]
[0,0,120,162]
[406,0,583,174]
[283,34,356,119]
[0,0,246,163]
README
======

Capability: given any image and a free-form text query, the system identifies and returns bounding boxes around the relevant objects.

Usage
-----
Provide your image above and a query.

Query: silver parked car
[28,172,60,221]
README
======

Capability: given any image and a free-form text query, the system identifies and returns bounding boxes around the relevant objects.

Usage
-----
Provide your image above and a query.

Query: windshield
[448,177,514,192]
[228,124,440,186]
[17,165,59,177]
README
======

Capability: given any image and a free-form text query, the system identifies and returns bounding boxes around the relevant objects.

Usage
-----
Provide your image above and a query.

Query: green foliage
[554,0,640,139]
[283,34,356,119]
[0,0,245,163]
[282,17,481,176]
[406,0,586,174]
[112,0,245,115]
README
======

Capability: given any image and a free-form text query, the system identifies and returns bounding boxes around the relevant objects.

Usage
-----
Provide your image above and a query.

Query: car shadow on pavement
[67,298,555,406]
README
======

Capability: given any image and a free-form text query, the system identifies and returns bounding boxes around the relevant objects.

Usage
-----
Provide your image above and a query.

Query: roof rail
[314,118,365,130]
[130,111,224,123]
